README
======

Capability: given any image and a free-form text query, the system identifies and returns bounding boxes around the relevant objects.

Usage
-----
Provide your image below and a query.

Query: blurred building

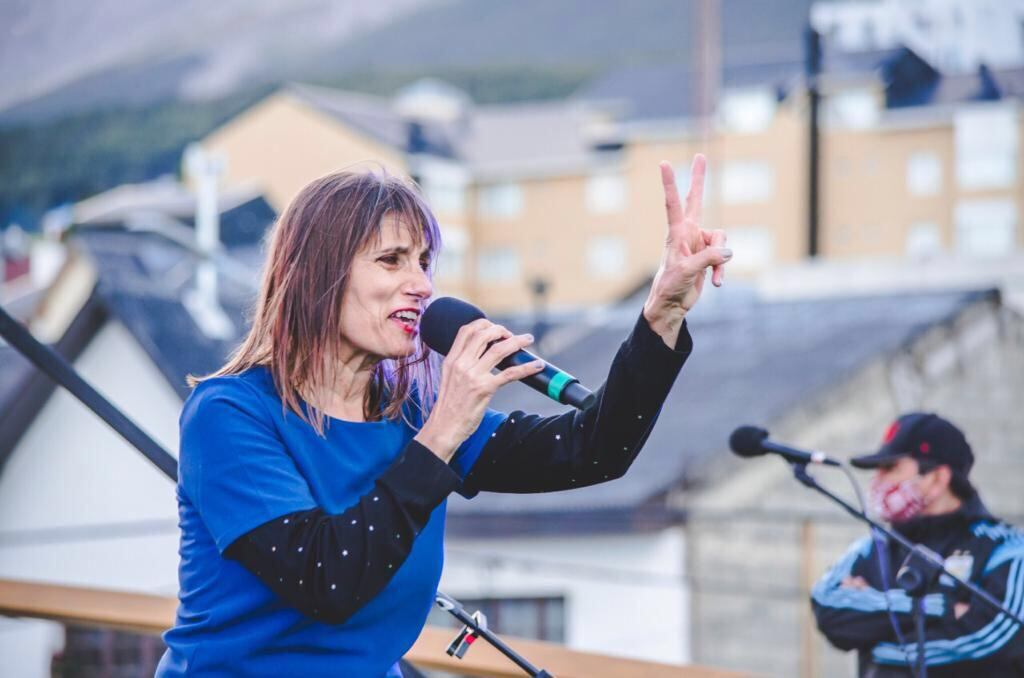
[0,178,274,677]
[812,0,1024,72]
[196,39,1023,316]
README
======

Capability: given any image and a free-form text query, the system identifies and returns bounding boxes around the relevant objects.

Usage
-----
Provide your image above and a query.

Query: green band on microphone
[547,371,574,402]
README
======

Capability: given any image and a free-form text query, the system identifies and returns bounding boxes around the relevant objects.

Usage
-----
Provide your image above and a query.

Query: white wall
[0,320,184,677]
[441,527,690,665]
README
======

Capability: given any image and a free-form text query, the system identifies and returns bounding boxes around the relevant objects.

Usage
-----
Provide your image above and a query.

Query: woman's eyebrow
[374,245,411,255]
[376,244,431,255]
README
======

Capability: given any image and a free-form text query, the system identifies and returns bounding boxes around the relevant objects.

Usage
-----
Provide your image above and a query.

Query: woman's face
[337,214,433,362]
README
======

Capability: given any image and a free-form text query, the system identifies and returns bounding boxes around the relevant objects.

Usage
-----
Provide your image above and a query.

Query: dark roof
[447,288,998,532]
[73,178,276,250]
[285,83,458,159]
[823,45,1024,109]
[573,60,805,121]
[72,230,255,400]
[902,64,1023,108]
[576,41,1024,123]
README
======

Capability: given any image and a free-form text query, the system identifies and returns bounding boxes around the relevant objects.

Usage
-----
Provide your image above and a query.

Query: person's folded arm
[870,539,1024,667]
[811,537,945,651]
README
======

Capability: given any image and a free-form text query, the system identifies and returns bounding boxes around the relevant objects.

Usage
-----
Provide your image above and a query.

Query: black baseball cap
[851,412,974,477]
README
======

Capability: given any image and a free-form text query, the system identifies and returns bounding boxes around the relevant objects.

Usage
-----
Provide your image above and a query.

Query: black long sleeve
[224,440,458,625]
[460,311,691,496]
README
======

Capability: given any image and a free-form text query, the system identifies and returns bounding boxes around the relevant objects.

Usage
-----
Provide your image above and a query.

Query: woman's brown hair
[193,167,441,434]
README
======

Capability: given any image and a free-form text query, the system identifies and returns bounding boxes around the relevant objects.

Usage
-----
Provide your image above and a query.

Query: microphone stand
[435,592,553,677]
[789,462,1024,675]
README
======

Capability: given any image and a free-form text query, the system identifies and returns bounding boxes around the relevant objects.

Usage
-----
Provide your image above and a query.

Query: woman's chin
[385,341,418,360]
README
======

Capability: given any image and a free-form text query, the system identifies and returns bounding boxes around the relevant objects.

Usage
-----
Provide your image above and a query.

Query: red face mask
[869,478,925,523]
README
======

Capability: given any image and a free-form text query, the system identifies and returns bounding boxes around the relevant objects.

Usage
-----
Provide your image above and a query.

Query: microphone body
[421,297,597,410]
[729,426,840,467]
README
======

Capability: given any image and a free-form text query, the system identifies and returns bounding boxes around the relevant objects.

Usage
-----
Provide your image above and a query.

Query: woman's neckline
[249,365,397,427]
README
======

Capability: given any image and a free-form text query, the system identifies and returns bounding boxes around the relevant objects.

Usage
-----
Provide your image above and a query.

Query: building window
[585,172,627,214]
[828,89,880,129]
[586,236,627,278]
[719,88,776,133]
[723,226,775,269]
[436,225,467,281]
[428,596,566,643]
[478,183,523,219]
[477,246,521,284]
[955,105,1018,190]
[720,161,775,205]
[955,199,1017,257]
[414,159,469,214]
[426,184,466,214]
[905,221,943,259]
[906,152,942,196]
[53,625,164,677]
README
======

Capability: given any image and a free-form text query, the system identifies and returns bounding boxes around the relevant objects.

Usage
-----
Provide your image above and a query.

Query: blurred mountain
[0,0,436,124]
[1,0,813,125]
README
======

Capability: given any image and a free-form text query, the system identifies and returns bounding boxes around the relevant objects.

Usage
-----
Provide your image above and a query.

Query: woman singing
[157,156,730,676]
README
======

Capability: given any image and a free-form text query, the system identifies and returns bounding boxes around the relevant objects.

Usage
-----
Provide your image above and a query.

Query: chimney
[182,144,234,340]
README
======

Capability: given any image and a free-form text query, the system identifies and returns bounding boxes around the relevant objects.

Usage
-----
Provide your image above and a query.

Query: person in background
[156,156,730,676]
[812,412,1024,677]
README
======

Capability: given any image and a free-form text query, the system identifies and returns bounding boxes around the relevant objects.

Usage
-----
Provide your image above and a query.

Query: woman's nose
[406,267,433,299]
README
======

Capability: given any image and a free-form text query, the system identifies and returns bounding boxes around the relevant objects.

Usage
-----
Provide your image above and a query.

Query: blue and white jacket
[811,494,1024,677]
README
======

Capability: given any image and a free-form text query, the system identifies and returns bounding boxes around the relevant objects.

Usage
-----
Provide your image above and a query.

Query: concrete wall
[681,298,1024,676]
[442,528,691,665]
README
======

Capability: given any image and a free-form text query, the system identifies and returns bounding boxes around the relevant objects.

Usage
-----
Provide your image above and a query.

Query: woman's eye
[378,255,399,265]
[420,258,430,271]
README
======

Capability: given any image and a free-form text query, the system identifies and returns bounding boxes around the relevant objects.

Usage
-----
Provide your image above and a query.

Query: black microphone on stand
[420,297,597,410]
[729,426,841,467]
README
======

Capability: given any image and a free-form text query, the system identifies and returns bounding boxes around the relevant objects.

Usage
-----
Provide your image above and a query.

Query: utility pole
[805,25,823,259]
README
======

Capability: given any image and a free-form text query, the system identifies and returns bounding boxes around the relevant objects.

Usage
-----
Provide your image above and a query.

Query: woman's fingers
[659,162,684,230]
[446,318,494,362]
[661,155,707,256]
[481,332,534,371]
[495,359,546,386]
[692,246,733,274]
[464,323,513,363]
[705,228,728,286]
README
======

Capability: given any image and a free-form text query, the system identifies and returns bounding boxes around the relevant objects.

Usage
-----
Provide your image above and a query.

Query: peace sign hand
[642,154,732,347]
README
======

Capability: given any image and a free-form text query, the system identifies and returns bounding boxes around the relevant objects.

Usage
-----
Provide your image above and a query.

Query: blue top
[157,366,505,677]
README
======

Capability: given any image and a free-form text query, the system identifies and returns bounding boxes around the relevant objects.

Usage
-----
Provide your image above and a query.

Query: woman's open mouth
[388,309,420,335]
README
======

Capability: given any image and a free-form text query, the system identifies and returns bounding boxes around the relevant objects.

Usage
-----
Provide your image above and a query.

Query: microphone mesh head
[729,426,769,458]
[420,297,486,356]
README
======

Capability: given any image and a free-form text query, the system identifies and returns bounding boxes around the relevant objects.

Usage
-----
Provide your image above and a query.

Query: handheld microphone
[729,426,840,467]
[420,297,597,410]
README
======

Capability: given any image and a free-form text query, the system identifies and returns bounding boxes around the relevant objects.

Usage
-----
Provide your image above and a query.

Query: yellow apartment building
[198,51,1023,314]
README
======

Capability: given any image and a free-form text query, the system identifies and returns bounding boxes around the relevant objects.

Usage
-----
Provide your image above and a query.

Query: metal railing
[0,577,744,678]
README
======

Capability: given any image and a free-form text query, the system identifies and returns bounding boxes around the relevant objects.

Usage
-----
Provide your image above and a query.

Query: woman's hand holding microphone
[415,320,542,462]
